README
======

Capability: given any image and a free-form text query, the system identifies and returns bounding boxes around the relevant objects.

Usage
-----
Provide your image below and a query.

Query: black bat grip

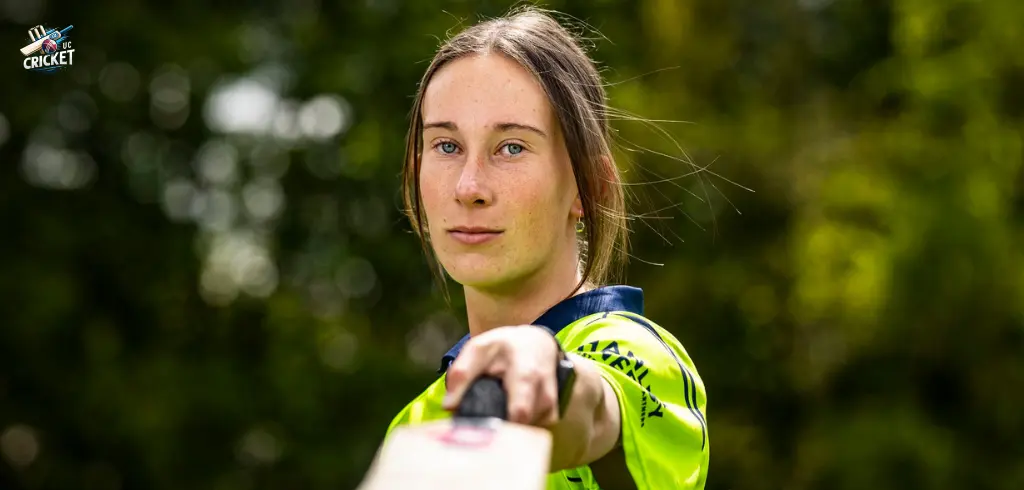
[454,376,508,420]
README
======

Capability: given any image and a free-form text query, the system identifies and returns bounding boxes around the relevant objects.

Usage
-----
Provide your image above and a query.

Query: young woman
[386,7,709,489]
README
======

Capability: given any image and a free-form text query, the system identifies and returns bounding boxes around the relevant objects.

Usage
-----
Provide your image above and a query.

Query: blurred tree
[0,0,1021,489]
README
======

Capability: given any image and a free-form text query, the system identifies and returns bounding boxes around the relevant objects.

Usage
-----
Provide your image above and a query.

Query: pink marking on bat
[429,425,496,448]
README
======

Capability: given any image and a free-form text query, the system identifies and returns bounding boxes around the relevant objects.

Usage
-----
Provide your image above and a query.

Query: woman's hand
[441,325,562,427]
[442,324,623,472]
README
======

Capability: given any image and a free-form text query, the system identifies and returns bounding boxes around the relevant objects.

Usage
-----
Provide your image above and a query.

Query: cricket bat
[358,377,553,490]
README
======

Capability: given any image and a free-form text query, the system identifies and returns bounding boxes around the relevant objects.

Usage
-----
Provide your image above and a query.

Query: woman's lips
[448,230,503,245]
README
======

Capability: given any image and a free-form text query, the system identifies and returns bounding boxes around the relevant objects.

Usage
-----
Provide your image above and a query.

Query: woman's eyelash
[430,140,528,156]
[500,142,526,155]
[434,140,460,154]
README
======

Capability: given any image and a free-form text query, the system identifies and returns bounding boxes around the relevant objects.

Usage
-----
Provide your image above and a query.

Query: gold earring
[575,216,585,233]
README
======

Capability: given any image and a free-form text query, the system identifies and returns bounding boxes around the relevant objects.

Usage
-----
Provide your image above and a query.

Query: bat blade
[358,418,552,490]
[20,32,53,56]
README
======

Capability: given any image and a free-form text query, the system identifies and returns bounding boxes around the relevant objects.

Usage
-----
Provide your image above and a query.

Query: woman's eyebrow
[494,122,547,139]
[423,121,457,132]
[422,121,547,139]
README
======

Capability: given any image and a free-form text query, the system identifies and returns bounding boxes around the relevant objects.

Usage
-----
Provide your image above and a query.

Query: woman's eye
[437,141,459,154]
[503,143,524,156]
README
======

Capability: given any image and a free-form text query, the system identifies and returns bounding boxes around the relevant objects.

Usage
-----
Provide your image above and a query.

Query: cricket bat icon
[20,25,74,56]
[358,377,553,490]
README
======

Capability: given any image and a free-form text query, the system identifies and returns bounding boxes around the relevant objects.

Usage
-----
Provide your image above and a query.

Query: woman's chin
[448,270,506,289]
[444,261,522,290]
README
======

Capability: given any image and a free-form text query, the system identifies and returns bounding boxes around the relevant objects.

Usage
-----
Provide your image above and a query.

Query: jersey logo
[575,339,665,427]
[611,313,706,449]
[571,312,707,449]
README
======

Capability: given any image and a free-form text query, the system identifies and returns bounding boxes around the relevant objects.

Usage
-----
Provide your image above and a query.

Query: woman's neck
[463,262,591,337]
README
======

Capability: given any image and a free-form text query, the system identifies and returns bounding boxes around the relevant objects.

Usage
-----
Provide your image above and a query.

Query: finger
[509,366,559,426]
[523,328,560,426]
[442,339,497,410]
[535,373,560,427]
[504,369,539,425]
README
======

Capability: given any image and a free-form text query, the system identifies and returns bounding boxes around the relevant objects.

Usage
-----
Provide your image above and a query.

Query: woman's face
[419,53,581,290]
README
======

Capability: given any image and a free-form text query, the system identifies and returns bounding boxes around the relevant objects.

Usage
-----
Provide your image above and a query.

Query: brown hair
[401,6,628,300]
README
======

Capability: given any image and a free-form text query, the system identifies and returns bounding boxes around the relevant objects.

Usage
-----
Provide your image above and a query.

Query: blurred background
[1,0,1023,489]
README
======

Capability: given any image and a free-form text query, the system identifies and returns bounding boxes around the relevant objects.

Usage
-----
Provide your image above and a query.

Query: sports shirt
[385,286,709,489]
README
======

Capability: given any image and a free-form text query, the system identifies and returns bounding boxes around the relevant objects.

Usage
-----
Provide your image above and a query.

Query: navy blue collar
[438,285,644,373]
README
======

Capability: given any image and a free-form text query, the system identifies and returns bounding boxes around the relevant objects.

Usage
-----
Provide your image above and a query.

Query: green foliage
[0,0,1021,489]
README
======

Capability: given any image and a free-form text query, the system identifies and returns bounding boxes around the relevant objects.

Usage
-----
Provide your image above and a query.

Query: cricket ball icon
[41,38,58,54]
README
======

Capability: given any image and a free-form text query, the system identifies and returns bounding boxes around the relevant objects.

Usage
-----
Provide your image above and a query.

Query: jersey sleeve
[556,312,709,490]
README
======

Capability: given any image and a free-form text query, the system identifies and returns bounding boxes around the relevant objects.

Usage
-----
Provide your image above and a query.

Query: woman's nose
[454,151,493,207]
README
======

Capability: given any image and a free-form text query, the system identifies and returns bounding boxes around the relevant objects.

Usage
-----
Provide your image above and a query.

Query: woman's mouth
[447,227,503,245]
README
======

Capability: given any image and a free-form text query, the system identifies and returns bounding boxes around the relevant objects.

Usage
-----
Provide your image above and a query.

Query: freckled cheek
[507,183,560,240]
[419,167,451,230]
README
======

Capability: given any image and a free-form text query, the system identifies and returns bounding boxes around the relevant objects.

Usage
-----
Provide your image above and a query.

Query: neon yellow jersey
[384,286,709,489]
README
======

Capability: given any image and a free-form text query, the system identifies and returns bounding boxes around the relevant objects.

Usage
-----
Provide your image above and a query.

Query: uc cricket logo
[21,24,74,73]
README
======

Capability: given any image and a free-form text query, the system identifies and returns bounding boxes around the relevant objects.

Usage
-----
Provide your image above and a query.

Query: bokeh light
[1,425,40,469]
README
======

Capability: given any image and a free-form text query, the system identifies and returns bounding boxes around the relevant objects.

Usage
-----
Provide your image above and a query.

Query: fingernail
[442,393,453,409]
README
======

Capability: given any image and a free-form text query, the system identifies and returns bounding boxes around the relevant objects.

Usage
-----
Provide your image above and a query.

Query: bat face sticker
[429,425,497,448]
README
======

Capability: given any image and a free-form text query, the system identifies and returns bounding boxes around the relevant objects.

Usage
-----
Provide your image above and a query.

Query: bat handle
[454,376,508,420]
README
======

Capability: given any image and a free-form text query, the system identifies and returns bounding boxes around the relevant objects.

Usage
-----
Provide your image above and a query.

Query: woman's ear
[571,196,583,220]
